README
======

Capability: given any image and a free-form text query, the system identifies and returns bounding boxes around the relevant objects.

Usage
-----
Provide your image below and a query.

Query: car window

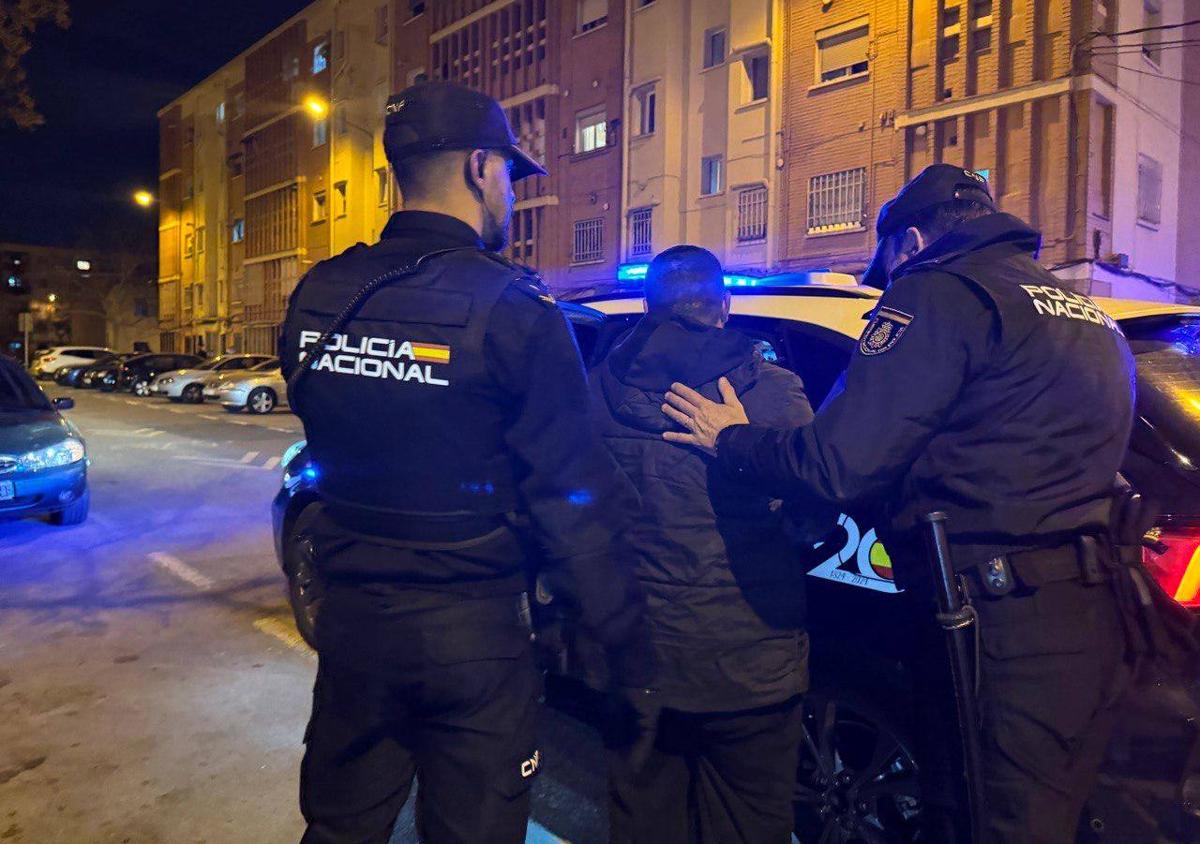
[0,363,51,411]
[1124,316,1200,462]
[250,358,280,371]
[221,359,251,371]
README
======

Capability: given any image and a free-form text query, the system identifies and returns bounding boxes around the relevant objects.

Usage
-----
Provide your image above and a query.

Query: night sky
[0,0,312,249]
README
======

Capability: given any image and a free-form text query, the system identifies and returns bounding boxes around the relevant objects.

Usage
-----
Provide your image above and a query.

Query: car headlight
[160,377,174,385]
[15,438,86,472]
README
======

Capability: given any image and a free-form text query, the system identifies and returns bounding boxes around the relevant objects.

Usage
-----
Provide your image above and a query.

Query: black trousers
[300,584,541,844]
[607,697,803,844]
[911,578,1130,843]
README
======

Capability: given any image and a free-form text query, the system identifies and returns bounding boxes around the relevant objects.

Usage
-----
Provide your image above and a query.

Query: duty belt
[962,536,1110,598]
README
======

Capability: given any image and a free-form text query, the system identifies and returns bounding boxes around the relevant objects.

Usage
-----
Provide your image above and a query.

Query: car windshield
[251,358,280,371]
[0,363,51,411]
[1125,316,1200,462]
[193,359,220,370]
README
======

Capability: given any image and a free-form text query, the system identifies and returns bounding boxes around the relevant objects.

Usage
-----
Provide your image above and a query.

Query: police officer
[660,164,1137,842]
[280,80,646,844]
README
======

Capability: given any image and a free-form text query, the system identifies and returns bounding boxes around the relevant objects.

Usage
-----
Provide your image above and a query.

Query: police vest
[288,247,540,537]
[889,247,1136,564]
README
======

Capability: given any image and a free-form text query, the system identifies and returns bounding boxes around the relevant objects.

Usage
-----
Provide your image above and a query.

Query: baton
[922,511,986,843]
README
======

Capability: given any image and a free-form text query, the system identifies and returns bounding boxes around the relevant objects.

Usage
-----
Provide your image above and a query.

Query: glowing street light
[304,96,329,118]
[134,190,154,207]
[47,293,58,303]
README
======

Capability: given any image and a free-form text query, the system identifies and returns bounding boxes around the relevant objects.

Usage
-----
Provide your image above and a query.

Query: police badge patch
[859,307,914,356]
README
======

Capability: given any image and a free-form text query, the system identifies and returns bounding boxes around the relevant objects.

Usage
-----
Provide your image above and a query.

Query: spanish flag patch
[411,342,451,364]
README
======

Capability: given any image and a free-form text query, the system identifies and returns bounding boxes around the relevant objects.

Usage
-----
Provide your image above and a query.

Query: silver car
[205,362,288,414]
[151,354,273,403]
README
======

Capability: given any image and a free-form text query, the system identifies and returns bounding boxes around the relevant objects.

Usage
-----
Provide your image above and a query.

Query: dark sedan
[0,355,89,526]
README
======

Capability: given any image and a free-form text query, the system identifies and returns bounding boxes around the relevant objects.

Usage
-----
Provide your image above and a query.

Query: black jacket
[592,314,814,711]
[280,211,644,650]
[719,213,1136,576]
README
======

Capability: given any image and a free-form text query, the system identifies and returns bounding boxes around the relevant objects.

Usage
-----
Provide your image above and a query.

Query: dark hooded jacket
[591,313,815,712]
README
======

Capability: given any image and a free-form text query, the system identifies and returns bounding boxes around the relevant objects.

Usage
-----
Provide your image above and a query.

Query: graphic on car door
[806,513,901,594]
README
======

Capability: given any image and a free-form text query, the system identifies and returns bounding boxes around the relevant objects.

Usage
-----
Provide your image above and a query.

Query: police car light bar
[616,264,857,288]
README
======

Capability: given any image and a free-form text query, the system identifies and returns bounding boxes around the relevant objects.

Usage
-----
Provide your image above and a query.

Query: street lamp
[47,293,58,303]
[134,190,154,208]
[304,96,329,118]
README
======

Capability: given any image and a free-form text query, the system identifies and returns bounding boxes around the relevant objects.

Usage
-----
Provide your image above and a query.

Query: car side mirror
[53,397,75,410]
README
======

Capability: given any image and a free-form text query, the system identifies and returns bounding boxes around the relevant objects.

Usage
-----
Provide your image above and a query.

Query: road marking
[124,400,139,406]
[200,414,221,421]
[132,427,163,437]
[263,456,281,470]
[148,552,215,590]
[527,823,569,844]
[253,617,316,660]
[168,408,189,414]
[172,456,277,471]
[229,420,252,426]
[239,451,260,464]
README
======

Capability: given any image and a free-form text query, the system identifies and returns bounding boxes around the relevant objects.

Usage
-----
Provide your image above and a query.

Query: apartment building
[779,0,1195,301]
[624,0,782,275]
[159,0,1198,346]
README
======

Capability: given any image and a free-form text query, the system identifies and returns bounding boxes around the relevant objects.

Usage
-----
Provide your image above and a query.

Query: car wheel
[794,687,922,844]
[48,490,89,526]
[284,503,324,649]
[132,379,151,397]
[182,383,204,403]
[247,387,276,415]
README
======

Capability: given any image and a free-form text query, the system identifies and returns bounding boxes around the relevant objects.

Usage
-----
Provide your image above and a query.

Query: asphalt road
[0,389,607,844]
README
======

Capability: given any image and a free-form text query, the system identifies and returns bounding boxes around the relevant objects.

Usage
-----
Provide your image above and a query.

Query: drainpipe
[619,0,634,265]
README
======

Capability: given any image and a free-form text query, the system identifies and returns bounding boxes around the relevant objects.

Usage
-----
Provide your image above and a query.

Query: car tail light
[1143,522,1200,608]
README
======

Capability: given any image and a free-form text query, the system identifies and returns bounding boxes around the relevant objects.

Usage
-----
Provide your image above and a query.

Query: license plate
[0,481,13,501]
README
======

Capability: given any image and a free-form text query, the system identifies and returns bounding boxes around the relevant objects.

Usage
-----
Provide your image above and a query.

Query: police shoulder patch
[859,306,914,356]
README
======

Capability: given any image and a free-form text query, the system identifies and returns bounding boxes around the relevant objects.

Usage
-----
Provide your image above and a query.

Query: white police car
[275,269,1200,841]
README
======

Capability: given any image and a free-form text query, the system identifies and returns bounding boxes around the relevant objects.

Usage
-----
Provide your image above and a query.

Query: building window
[575,107,608,153]
[737,186,768,242]
[578,0,608,33]
[312,190,328,223]
[233,92,245,119]
[283,55,300,80]
[335,105,348,135]
[1137,153,1162,226]
[741,51,769,103]
[816,19,870,84]
[632,84,656,136]
[375,5,389,44]
[312,43,329,75]
[409,1,426,19]
[231,218,245,243]
[1143,1,1162,64]
[629,208,653,257]
[573,217,605,263]
[509,208,540,263]
[971,0,994,51]
[216,101,226,123]
[334,181,348,218]
[808,167,867,234]
[134,298,149,318]
[184,232,194,257]
[700,155,723,196]
[313,118,328,147]
[376,167,391,207]
[196,226,206,254]
[638,0,656,6]
[703,27,727,69]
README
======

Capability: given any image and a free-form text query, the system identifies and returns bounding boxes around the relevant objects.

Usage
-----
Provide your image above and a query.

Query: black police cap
[875,164,995,239]
[861,164,996,288]
[383,80,547,181]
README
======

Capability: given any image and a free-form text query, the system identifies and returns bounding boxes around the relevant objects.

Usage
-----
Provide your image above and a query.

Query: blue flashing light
[724,275,758,287]
[566,489,594,506]
[302,466,319,482]
[975,168,991,184]
[618,263,649,283]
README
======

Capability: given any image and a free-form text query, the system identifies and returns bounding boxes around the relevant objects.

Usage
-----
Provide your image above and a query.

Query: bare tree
[0,0,71,130]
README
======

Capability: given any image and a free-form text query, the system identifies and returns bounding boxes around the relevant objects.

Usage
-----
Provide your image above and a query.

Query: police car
[274,269,1200,842]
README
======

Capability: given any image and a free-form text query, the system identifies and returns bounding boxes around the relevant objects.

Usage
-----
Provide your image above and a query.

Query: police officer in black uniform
[660,164,1138,842]
[280,81,646,844]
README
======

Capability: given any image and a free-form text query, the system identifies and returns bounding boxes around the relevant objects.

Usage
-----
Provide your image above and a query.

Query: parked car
[29,346,112,381]
[275,272,1200,842]
[150,354,274,403]
[99,353,203,396]
[209,365,288,414]
[0,355,89,525]
[76,353,138,389]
